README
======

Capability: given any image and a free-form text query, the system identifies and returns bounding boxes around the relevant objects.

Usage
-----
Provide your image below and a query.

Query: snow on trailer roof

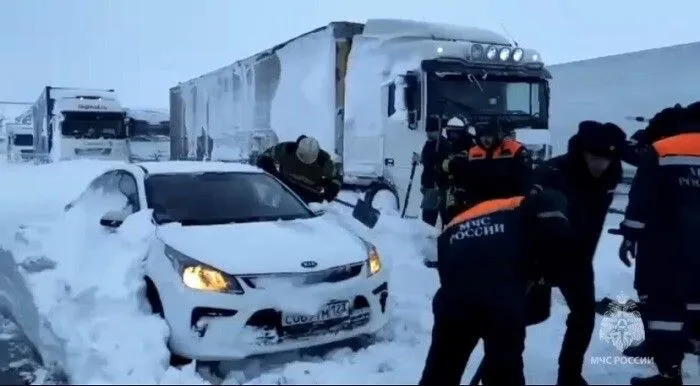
[124,108,169,125]
[136,161,263,175]
[362,18,511,46]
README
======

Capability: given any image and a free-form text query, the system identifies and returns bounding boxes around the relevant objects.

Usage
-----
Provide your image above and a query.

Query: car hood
[156,216,368,274]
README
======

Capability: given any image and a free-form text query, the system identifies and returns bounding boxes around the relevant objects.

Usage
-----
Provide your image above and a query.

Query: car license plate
[282,301,350,326]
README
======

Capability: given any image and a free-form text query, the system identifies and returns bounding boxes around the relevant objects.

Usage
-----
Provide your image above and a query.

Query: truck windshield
[427,73,548,129]
[129,121,169,140]
[12,134,33,147]
[62,111,126,139]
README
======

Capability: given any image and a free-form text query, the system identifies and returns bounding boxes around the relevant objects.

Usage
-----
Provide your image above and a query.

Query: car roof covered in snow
[136,161,263,175]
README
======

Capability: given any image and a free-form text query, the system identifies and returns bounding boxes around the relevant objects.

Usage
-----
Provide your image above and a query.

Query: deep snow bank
[17,198,207,384]
[0,160,205,384]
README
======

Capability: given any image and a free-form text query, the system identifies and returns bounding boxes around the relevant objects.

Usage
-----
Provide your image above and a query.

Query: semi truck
[169,19,552,218]
[5,123,35,162]
[31,87,129,163]
[125,108,170,162]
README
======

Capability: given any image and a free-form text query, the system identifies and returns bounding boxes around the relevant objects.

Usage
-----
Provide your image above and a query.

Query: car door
[114,170,141,214]
[64,170,130,214]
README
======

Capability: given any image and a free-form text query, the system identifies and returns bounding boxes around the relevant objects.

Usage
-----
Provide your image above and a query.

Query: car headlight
[164,245,244,294]
[366,245,382,277]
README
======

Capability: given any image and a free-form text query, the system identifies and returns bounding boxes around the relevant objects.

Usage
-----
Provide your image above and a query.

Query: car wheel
[144,277,192,367]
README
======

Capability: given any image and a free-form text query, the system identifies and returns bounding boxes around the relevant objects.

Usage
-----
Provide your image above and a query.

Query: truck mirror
[403,73,419,129]
[392,79,407,113]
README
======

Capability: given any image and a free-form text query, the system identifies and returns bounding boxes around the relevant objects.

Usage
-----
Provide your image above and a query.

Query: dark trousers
[420,299,526,385]
[422,190,447,228]
[422,205,448,228]
[646,296,686,376]
[557,264,596,381]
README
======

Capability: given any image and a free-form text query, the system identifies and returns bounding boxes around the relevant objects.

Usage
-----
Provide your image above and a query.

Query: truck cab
[125,108,170,162]
[6,123,34,163]
[32,87,129,163]
[341,19,551,216]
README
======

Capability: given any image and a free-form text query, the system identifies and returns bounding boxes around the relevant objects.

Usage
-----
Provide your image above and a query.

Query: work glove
[256,156,278,176]
[322,181,340,202]
[412,152,421,164]
[618,238,637,267]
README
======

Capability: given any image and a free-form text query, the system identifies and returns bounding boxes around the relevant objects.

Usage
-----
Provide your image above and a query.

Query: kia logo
[301,260,318,269]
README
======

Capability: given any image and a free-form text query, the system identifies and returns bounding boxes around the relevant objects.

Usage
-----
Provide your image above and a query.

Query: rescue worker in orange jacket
[617,104,687,360]
[618,102,700,386]
[442,118,532,219]
[419,186,571,386]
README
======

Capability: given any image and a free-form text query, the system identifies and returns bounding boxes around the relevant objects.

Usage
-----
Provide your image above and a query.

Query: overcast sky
[1,0,699,115]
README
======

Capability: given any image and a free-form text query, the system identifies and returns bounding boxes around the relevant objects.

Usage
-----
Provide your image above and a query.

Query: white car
[67,161,391,362]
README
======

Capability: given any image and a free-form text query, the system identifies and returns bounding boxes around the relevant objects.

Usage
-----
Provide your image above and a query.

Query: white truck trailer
[169,19,552,218]
[31,87,129,163]
[5,123,34,162]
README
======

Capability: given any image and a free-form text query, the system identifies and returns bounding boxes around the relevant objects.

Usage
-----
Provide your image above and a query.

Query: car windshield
[145,171,314,225]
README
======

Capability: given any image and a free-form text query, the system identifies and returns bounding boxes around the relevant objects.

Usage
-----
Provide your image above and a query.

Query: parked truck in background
[6,123,35,162]
[31,87,129,163]
[125,108,170,162]
[169,19,552,218]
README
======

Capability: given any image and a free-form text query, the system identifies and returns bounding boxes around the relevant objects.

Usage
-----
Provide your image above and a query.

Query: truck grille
[240,262,364,289]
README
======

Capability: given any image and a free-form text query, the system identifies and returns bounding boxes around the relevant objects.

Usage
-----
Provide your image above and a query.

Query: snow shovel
[334,198,380,229]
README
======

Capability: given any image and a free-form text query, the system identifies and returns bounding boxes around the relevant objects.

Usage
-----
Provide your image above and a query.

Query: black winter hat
[572,120,625,157]
[646,105,685,139]
[685,101,700,124]
[296,135,308,144]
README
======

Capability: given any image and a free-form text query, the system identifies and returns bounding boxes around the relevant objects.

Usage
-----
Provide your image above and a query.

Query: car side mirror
[100,210,129,228]
[312,207,327,217]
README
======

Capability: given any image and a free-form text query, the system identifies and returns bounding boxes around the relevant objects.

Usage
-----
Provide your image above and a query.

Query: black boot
[623,341,650,358]
[630,373,682,386]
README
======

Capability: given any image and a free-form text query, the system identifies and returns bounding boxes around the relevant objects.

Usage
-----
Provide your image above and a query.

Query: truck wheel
[364,183,400,212]
[144,277,192,367]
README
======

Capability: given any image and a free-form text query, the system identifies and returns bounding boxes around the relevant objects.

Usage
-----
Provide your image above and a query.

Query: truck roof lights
[486,46,498,60]
[470,44,484,59]
[499,47,511,61]
[512,48,524,62]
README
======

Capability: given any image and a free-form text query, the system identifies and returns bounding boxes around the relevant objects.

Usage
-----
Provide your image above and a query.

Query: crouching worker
[419,188,572,386]
[256,135,342,204]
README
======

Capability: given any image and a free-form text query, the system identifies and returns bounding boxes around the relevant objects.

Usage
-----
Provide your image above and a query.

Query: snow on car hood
[155,216,368,274]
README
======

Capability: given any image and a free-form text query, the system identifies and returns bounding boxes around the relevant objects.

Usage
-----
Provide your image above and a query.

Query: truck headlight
[471,44,484,59]
[499,47,511,61]
[486,46,498,60]
[512,48,524,62]
[164,245,244,294]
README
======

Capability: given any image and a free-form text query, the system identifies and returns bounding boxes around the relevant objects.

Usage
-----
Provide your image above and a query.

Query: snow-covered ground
[0,160,699,385]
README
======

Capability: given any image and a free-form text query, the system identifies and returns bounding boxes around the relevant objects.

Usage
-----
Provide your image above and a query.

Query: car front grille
[240,262,364,289]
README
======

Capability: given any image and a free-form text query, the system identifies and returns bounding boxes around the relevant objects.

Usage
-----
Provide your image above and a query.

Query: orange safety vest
[467,138,524,160]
